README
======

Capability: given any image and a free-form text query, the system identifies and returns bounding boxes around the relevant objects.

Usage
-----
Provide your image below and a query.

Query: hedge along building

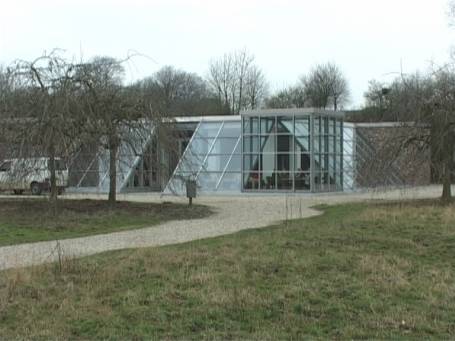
[65,108,427,195]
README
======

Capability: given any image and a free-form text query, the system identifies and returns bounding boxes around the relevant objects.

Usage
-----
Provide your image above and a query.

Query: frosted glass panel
[164,120,242,194]
[196,122,222,138]
[217,173,242,191]
[220,122,241,137]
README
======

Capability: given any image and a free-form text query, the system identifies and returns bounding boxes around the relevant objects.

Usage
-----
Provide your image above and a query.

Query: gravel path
[0,186,446,271]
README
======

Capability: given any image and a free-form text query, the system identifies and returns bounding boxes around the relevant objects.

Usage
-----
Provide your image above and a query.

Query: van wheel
[30,182,42,195]
[13,190,24,195]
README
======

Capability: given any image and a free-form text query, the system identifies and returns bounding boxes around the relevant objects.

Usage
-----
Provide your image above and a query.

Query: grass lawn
[0,198,210,246]
[1,200,455,339]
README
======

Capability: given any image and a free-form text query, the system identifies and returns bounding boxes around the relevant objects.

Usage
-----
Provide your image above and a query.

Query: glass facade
[242,112,343,192]
[342,123,355,190]
[164,119,242,194]
[67,111,350,195]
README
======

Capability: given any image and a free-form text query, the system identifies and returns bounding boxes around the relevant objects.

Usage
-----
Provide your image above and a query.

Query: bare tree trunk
[441,135,453,203]
[49,153,58,201]
[48,139,58,215]
[108,135,119,207]
[48,138,58,202]
[442,159,452,202]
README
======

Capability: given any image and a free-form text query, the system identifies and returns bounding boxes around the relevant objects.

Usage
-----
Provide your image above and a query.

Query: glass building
[68,109,354,195]
[242,109,344,192]
[164,116,242,194]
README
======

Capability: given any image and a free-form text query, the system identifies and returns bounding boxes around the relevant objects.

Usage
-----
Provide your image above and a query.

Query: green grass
[1,200,455,339]
[0,198,210,246]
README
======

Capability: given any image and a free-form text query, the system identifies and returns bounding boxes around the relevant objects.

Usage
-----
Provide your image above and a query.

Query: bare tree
[207,49,268,114]
[76,56,131,205]
[135,66,218,116]
[266,85,306,109]
[302,62,349,110]
[363,68,455,202]
[2,51,82,204]
[244,65,268,109]
[76,56,166,206]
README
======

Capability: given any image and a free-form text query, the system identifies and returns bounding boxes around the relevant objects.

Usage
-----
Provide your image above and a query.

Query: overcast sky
[1,0,453,108]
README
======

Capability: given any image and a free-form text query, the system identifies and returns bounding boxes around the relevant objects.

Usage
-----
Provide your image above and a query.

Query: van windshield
[0,161,12,172]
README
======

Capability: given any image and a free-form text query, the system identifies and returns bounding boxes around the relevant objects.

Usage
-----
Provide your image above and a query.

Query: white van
[0,157,68,195]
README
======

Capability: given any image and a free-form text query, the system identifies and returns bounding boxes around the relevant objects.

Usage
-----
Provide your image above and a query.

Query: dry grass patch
[0,198,211,246]
[1,200,455,339]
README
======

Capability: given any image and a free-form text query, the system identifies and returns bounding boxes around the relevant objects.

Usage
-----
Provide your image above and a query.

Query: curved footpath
[0,186,446,271]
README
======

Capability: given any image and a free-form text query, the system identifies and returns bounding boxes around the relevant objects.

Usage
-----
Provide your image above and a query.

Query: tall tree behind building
[207,49,268,114]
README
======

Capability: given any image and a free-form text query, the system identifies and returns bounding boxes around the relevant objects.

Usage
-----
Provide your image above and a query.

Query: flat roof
[241,108,344,118]
[173,115,240,123]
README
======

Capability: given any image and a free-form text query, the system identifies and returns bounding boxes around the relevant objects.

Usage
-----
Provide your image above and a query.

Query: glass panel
[243,136,259,153]
[295,117,310,136]
[277,172,293,190]
[295,136,310,152]
[243,117,259,134]
[179,155,203,173]
[344,126,353,140]
[320,154,328,171]
[295,153,311,172]
[334,135,342,154]
[220,122,241,137]
[203,155,231,172]
[295,171,311,190]
[226,155,241,172]
[313,172,322,187]
[260,172,276,190]
[322,172,329,187]
[277,153,291,171]
[313,135,320,154]
[212,138,238,154]
[233,139,241,154]
[328,154,336,172]
[189,138,213,155]
[313,154,321,172]
[322,117,328,135]
[260,117,275,134]
[314,117,321,135]
[277,116,293,134]
[260,134,276,153]
[329,169,336,185]
[197,122,222,138]
[243,117,250,134]
[217,173,241,191]
[243,154,259,171]
[260,153,275,173]
[320,135,327,153]
[328,136,335,153]
[329,118,335,135]
[244,172,260,190]
[198,172,222,189]
[277,135,293,152]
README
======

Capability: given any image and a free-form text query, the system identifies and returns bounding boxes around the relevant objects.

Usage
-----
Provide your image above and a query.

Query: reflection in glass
[277,116,293,134]
[243,136,259,153]
[260,117,275,134]
[241,113,344,193]
[277,172,293,189]
[295,117,310,136]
